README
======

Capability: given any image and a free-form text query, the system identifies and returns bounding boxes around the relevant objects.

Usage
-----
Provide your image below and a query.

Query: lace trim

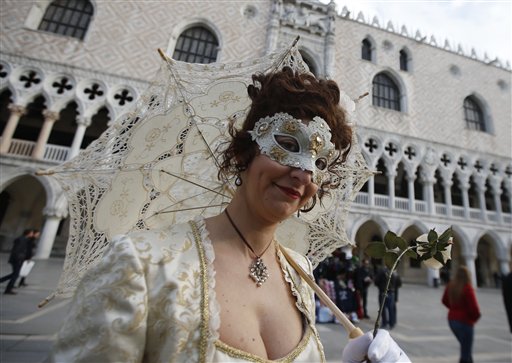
[214,328,313,363]
[191,216,221,361]
[276,245,312,324]
[277,245,326,362]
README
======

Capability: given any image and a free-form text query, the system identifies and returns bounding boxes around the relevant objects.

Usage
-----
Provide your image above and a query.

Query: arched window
[451,173,463,206]
[372,73,401,111]
[463,96,486,131]
[501,181,511,213]
[361,38,372,61]
[300,51,317,77]
[399,49,408,71]
[173,26,219,64]
[374,158,388,195]
[38,0,93,40]
[394,162,408,198]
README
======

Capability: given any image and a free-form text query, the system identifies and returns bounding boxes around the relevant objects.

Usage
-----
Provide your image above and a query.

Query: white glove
[342,329,411,363]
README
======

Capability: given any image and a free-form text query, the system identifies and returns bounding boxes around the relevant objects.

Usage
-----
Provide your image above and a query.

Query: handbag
[19,260,35,277]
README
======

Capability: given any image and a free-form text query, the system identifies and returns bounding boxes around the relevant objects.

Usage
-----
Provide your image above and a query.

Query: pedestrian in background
[374,266,401,329]
[502,271,512,333]
[442,266,481,363]
[0,229,33,294]
[355,258,373,319]
[18,229,40,287]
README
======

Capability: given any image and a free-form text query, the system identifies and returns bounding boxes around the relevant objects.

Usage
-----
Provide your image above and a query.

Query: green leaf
[383,251,398,269]
[396,236,408,250]
[438,227,453,243]
[420,251,432,261]
[434,251,445,265]
[405,249,418,259]
[384,231,399,249]
[427,229,438,243]
[437,241,448,251]
[366,242,386,258]
[430,244,437,256]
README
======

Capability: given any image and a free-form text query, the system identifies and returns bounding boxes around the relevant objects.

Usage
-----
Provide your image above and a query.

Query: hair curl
[219,67,353,211]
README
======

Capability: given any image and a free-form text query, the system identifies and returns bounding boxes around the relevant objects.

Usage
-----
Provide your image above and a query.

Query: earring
[297,209,301,218]
[235,175,242,186]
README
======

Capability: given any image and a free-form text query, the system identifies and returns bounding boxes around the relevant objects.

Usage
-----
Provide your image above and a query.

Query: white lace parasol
[40,39,372,304]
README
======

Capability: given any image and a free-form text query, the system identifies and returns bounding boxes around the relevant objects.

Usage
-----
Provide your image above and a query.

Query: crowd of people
[314,254,403,330]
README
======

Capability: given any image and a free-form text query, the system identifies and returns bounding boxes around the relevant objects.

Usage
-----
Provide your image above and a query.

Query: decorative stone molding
[43,205,68,219]
[7,104,26,116]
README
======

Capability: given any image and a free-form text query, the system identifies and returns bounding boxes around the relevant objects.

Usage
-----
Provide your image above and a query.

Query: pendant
[249,257,269,287]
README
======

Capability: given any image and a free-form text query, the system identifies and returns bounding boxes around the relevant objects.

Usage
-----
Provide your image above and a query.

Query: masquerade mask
[248,112,336,184]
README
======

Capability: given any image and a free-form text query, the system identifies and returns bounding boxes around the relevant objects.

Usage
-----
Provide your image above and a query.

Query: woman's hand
[342,329,411,363]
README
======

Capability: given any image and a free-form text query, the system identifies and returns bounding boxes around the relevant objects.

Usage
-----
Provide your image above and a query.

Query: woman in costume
[442,266,481,363]
[51,68,409,362]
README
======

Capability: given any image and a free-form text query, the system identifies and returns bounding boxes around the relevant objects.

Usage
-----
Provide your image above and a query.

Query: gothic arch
[471,229,506,257]
[397,219,430,236]
[298,47,319,77]
[166,18,223,62]
[351,215,390,262]
[361,35,376,63]
[350,214,389,240]
[450,224,471,256]
[463,92,494,134]
[24,0,96,41]
[371,69,408,112]
[399,46,413,72]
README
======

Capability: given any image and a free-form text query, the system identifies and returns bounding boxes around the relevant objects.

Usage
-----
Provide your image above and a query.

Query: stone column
[68,117,91,160]
[427,267,440,287]
[32,110,59,159]
[34,207,65,259]
[388,172,396,209]
[474,176,487,221]
[490,179,503,223]
[499,258,510,275]
[424,178,435,215]
[0,104,26,154]
[368,175,375,207]
[324,1,336,78]
[443,179,453,217]
[265,0,281,54]
[407,174,415,212]
[460,180,470,219]
[463,253,477,287]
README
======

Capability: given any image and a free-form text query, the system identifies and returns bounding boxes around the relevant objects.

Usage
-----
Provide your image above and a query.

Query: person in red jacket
[442,266,481,363]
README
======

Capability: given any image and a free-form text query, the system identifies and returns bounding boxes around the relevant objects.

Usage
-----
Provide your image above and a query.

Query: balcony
[2,138,70,163]
[353,191,511,225]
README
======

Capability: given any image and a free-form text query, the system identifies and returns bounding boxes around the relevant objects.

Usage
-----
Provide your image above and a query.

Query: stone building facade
[0,0,510,286]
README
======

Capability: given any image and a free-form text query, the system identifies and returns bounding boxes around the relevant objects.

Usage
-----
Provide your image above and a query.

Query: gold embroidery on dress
[189,220,210,362]
[214,329,312,363]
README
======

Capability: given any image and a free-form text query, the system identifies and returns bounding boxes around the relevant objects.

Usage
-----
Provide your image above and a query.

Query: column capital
[8,104,26,116]
[442,179,453,188]
[462,252,477,260]
[43,206,67,219]
[43,110,59,123]
[76,117,92,127]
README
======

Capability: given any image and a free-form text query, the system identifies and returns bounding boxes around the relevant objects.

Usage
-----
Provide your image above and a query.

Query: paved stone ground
[318,282,512,363]
[1,254,511,363]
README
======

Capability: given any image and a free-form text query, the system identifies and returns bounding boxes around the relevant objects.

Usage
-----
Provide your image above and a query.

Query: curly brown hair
[219,67,353,211]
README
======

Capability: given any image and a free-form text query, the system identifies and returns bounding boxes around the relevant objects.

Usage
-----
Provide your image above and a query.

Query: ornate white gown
[51,217,326,363]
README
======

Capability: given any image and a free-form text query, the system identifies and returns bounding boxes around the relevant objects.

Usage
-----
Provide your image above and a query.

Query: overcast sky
[320,0,511,64]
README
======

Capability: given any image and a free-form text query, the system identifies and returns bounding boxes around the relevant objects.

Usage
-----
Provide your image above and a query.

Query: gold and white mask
[248,112,336,185]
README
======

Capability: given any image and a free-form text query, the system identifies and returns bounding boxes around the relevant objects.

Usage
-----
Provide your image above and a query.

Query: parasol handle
[279,246,364,339]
